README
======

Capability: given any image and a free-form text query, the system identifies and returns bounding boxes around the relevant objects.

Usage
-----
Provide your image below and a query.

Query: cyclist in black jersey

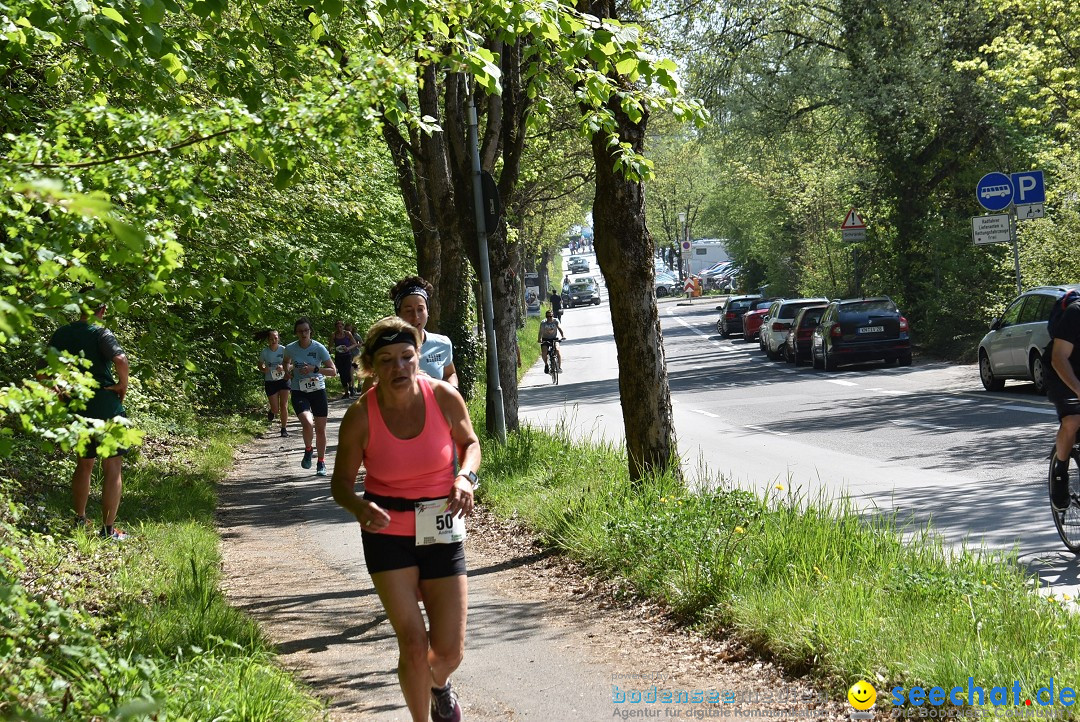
[1048,298,1080,511]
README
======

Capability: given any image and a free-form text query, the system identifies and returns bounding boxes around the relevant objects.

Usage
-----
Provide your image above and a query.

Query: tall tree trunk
[579,0,679,481]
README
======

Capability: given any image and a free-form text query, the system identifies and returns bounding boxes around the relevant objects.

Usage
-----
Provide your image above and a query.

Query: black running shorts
[1047,376,1080,421]
[361,533,466,579]
[291,389,329,418]
[264,379,289,396]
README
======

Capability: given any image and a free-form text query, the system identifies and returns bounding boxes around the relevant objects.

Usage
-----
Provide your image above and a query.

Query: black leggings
[335,354,354,391]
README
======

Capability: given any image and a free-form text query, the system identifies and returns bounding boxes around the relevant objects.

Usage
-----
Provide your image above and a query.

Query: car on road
[783,304,829,365]
[761,297,829,360]
[655,271,679,297]
[565,280,601,307]
[977,284,1080,394]
[568,255,590,274]
[716,294,762,337]
[811,296,912,370]
[741,298,780,342]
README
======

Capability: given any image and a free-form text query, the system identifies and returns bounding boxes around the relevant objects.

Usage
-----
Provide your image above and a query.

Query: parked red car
[741,298,779,342]
[783,304,829,365]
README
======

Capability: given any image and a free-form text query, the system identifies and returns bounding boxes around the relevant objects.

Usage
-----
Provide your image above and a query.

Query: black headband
[368,329,418,355]
[394,286,429,312]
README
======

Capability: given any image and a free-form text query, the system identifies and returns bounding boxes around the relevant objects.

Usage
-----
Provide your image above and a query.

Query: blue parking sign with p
[1011,170,1045,205]
[976,172,1013,211]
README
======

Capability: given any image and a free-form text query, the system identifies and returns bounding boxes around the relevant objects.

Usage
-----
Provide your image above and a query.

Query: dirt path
[217,397,852,721]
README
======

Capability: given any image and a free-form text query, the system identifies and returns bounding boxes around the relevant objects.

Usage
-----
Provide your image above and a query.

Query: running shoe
[267,410,274,422]
[430,682,461,722]
[280,427,289,438]
[74,515,93,530]
[100,527,129,541]
[1052,459,1071,512]
[301,449,313,469]
[316,461,327,476]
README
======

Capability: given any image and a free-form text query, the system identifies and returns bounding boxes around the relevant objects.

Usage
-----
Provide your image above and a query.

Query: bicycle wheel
[1050,445,1080,553]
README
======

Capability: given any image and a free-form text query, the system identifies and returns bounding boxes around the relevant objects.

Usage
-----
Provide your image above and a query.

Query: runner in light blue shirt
[283,317,336,477]
[420,331,454,381]
[257,329,290,437]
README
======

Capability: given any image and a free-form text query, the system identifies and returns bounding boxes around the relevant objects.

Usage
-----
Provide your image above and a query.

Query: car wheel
[823,344,837,371]
[979,351,1003,391]
[716,320,724,335]
[759,335,766,353]
[899,352,912,367]
[593,298,600,305]
[812,344,823,369]
[794,348,802,367]
[1030,351,1047,395]
[656,286,668,298]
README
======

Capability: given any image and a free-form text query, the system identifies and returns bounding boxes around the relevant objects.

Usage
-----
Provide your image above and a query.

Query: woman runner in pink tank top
[331,316,480,722]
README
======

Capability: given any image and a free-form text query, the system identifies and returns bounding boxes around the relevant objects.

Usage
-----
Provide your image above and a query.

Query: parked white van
[686,239,731,276]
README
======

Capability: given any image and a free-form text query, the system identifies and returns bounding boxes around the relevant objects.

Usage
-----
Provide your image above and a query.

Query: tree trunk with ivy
[581,0,680,481]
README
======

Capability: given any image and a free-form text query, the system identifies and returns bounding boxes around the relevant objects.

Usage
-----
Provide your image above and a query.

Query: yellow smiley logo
[848,680,877,711]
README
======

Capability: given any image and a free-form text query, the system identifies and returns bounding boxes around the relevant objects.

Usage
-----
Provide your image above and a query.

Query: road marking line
[825,379,858,387]
[744,425,788,436]
[994,403,1057,416]
[776,368,798,374]
[889,419,954,431]
[693,409,719,418]
[878,389,910,396]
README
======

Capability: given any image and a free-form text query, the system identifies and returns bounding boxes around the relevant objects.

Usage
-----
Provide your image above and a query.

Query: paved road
[522,252,1080,598]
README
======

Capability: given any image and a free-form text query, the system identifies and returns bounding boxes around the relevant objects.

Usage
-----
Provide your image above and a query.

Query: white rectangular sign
[842,229,866,242]
[1016,203,1045,220]
[972,214,1011,245]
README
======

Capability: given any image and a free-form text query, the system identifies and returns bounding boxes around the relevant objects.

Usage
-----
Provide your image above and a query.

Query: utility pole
[467,87,506,443]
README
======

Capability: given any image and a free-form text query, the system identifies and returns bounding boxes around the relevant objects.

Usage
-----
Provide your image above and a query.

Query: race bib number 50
[414,498,466,546]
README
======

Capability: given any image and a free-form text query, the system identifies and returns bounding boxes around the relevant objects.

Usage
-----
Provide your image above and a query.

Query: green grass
[1,408,325,721]
[475,418,1080,716]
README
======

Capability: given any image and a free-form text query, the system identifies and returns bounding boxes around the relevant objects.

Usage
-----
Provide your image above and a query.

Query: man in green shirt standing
[49,301,130,540]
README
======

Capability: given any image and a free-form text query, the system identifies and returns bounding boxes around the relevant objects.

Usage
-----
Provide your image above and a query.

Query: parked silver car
[978,284,1080,394]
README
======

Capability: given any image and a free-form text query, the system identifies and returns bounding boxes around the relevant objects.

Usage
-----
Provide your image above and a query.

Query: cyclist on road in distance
[549,287,563,320]
[538,309,565,375]
[1048,296,1080,511]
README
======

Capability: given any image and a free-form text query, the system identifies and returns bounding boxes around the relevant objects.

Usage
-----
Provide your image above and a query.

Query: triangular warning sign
[841,209,866,229]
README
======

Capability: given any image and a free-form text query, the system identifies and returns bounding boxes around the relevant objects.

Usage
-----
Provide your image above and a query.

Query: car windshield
[779,300,824,317]
[799,310,825,327]
[841,299,897,314]
[570,284,592,293]
[728,300,753,312]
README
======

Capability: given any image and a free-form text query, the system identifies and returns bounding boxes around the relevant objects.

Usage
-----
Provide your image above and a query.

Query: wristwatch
[457,469,479,490]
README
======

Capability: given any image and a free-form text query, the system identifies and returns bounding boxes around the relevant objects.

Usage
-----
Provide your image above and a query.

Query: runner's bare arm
[330,402,390,528]
[434,381,480,518]
[442,361,459,389]
[107,353,129,401]
[1053,339,1080,397]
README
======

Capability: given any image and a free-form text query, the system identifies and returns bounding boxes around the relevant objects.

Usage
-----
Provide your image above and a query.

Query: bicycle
[1050,430,1080,553]
[543,340,561,385]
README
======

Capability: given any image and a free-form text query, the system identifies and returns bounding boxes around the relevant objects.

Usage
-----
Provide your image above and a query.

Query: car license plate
[858,326,884,334]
